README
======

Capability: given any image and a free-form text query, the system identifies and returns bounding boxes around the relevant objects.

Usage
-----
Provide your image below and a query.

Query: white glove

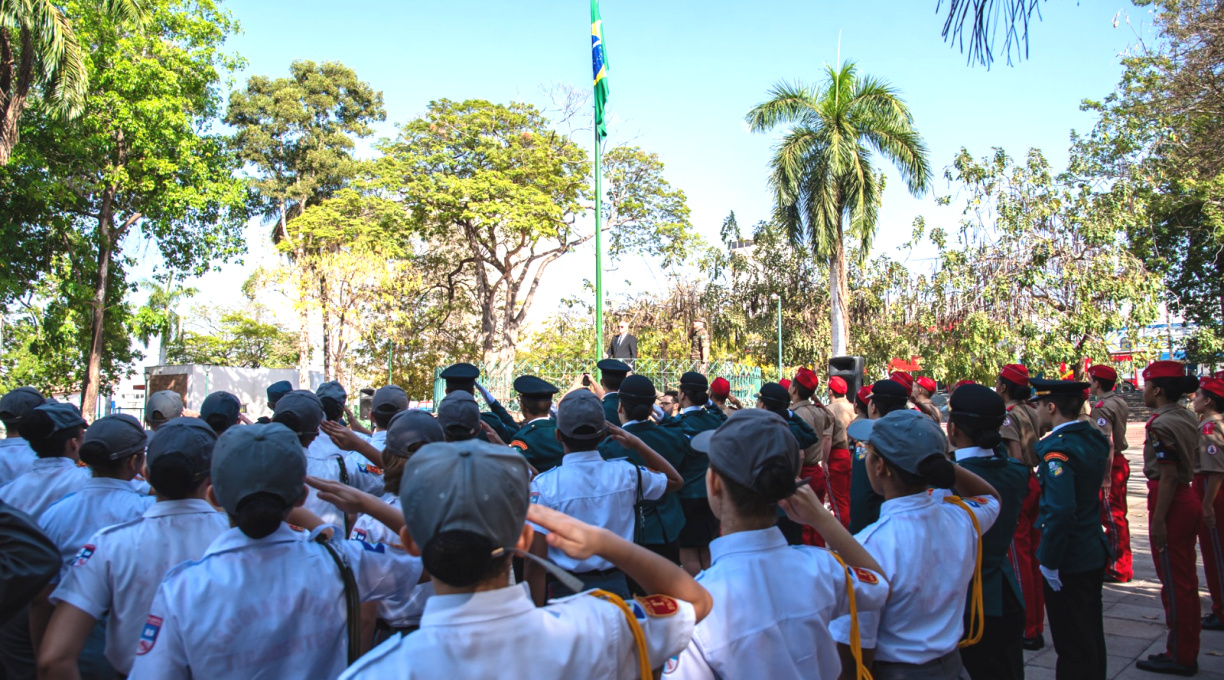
[1039,565,1062,592]
[475,382,494,404]
[652,405,665,421]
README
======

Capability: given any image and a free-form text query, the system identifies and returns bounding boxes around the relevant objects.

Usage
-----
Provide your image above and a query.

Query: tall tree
[2,0,249,414]
[0,0,145,164]
[376,98,696,366]
[746,62,931,357]
[225,60,385,383]
[133,276,197,364]
[169,303,299,369]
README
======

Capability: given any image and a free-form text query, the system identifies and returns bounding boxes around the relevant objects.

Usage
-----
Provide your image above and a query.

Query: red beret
[953,379,976,390]
[888,371,914,390]
[779,378,791,390]
[999,364,1029,387]
[794,367,819,391]
[828,376,848,394]
[1201,377,1224,399]
[710,377,731,398]
[855,385,873,405]
[917,376,937,394]
[1087,365,1117,382]
[1143,360,1186,381]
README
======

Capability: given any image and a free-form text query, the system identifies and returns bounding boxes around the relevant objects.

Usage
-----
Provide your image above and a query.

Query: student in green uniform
[672,372,722,576]
[592,359,631,424]
[507,376,564,473]
[849,380,908,534]
[945,384,1032,680]
[1029,378,1111,680]
[438,363,518,443]
[599,374,691,566]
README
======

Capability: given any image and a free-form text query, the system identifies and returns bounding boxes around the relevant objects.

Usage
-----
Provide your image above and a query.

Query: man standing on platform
[1087,364,1133,584]
[607,320,637,362]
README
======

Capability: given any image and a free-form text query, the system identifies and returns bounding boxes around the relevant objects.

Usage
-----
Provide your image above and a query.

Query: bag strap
[334,454,350,486]
[828,551,873,680]
[316,534,362,666]
[944,495,985,647]
[590,589,652,680]
[633,463,646,544]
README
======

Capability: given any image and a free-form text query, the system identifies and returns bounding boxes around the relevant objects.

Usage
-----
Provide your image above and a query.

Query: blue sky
[167,0,1149,334]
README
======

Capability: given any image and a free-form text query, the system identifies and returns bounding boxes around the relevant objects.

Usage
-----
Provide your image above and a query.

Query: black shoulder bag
[316,534,362,666]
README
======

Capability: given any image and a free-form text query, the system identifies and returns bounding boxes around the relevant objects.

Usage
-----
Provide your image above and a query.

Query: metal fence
[431,359,763,414]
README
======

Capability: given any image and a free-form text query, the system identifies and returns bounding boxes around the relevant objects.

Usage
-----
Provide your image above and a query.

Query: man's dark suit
[608,333,637,359]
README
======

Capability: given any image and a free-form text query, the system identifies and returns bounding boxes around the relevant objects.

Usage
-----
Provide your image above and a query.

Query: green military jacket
[848,417,884,534]
[1036,420,1111,574]
[671,407,723,499]
[954,447,1031,617]
[602,392,621,425]
[479,400,519,444]
[509,418,564,473]
[598,420,690,546]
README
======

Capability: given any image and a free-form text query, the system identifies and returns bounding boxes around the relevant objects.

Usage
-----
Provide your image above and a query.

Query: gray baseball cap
[25,402,88,437]
[81,414,148,461]
[146,417,217,481]
[847,409,948,475]
[316,381,347,403]
[399,440,531,551]
[691,409,800,492]
[211,423,306,512]
[372,385,409,414]
[556,390,607,438]
[437,391,480,439]
[145,390,184,426]
[0,387,45,421]
[384,410,444,459]
[272,390,324,436]
[200,391,242,427]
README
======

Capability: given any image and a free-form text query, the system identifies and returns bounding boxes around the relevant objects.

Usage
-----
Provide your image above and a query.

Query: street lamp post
[772,293,782,381]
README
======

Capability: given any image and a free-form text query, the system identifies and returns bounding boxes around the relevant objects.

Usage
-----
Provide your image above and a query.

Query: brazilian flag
[591,0,609,140]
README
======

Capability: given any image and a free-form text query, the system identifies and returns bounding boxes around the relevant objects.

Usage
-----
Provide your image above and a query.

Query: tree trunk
[296,250,310,388]
[320,274,331,381]
[0,27,35,167]
[81,214,114,420]
[829,241,849,358]
[157,338,167,365]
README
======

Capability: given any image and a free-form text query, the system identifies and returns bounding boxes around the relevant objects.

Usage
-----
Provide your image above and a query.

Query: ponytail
[148,452,206,500]
[1152,376,1200,403]
[232,492,290,539]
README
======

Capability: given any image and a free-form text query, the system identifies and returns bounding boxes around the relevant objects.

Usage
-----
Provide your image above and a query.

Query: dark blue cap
[273,390,323,436]
[201,391,242,425]
[440,363,480,390]
[266,381,293,405]
[596,359,630,374]
[513,375,558,399]
[316,381,347,403]
[0,387,45,421]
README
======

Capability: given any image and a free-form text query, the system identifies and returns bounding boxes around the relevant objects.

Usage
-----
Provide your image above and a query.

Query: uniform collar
[421,582,535,627]
[953,446,994,462]
[603,391,618,398]
[561,450,603,464]
[1050,420,1076,434]
[622,419,652,429]
[0,437,29,448]
[144,498,221,518]
[83,476,139,491]
[1156,403,1188,415]
[709,526,788,563]
[680,405,704,415]
[205,523,304,556]
[32,456,81,471]
[525,417,551,426]
[879,492,936,517]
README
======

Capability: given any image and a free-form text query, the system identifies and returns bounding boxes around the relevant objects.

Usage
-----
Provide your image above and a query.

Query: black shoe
[1204,614,1224,631]
[1022,634,1045,651]
[1136,655,1198,676]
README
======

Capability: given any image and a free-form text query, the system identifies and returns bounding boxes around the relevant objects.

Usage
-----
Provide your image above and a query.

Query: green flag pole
[594,129,603,361]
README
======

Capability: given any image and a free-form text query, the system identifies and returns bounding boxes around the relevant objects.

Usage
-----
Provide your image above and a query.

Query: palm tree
[135,277,197,365]
[746,61,932,357]
[0,0,145,165]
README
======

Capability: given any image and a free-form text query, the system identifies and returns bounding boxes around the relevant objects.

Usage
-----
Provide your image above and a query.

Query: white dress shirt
[39,477,155,579]
[667,526,889,680]
[50,499,228,674]
[831,492,1000,663]
[368,430,388,451]
[530,450,667,572]
[128,523,423,680]
[0,457,92,520]
[350,493,434,627]
[0,437,36,485]
[339,582,696,680]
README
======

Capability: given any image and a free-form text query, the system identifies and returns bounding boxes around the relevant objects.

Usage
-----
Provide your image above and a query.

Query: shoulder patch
[136,615,162,655]
[73,543,96,567]
[1095,400,1105,409]
[529,491,541,504]
[1209,444,1219,456]
[1205,422,1216,436]
[357,464,382,475]
[635,594,680,618]
[509,440,528,451]
[852,567,880,585]
[1043,452,1069,462]
[1048,460,1064,477]
[1097,417,1109,428]
[1002,416,1012,427]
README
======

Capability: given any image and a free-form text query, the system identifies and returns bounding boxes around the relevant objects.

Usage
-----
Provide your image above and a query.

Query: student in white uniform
[199,390,243,435]
[0,403,91,520]
[339,439,713,680]
[143,390,184,432]
[274,390,382,531]
[128,422,423,680]
[38,417,228,679]
[366,385,409,452]
[0,387,44,485]
[666,409,891,680]
[349,409,444,645]
[527,389,682,601]
[832,409,1002,680]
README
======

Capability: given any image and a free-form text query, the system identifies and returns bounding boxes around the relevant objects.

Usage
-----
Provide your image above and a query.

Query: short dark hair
[559,431,605,451]
[1152,375,1201,403]
[421,530,512,588]
[872,395,908,416]
[997,377,1030,402]
[1091,376,1116,392]
[372,409,396,430]
[1206,391,1224,414]
[519,396,552,418]
[679,386,707,405]
[711,462,793,518]
[1040,394,1085,420]
[601,373,626,391]
[795,383,816,401]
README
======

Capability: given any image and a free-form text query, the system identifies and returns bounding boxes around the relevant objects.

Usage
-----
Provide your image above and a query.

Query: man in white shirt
[367,385,409,452]
[0,387,43,485]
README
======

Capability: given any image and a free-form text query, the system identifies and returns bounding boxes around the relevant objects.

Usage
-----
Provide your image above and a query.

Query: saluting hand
[779,482,834,528]
[320,420,362,451]
[479,421,507,446]
[526,504,608,561]
[306,475,373,515]
[605,423,645,451]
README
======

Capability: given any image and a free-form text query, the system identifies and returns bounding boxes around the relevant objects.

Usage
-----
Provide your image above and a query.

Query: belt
[875,649,960,668]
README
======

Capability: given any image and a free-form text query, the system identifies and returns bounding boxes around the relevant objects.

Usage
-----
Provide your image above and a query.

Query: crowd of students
[0,356,1219,679]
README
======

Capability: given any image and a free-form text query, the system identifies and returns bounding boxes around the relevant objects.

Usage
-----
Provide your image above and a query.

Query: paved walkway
[1023,422,1224,679]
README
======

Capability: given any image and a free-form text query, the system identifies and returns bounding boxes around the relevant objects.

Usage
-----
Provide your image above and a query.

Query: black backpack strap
[334,454,349,485]
[316,534,361,666]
